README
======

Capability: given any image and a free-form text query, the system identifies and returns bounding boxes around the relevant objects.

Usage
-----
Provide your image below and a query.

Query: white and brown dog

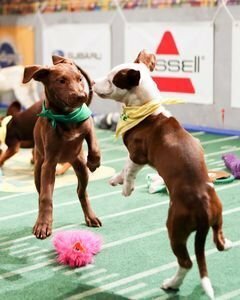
[93,50,232,299]
[0,65,39,108]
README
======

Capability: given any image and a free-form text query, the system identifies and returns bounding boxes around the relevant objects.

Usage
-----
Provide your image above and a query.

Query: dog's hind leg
[211,193,232,251]
[72,154,102,227]
[212,216,232,251]
[162,211,192,291]
[194,225,216,300]
[161,239,192,291]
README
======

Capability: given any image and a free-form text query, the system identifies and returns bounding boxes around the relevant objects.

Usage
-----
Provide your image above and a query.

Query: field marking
[66,241,240,300]
[0,184,146,222]
[52,265,68,271]
[1,242,28,252]
[116,282,146,295]
[87,273,119,285]
[0,259,55,280]
[20,249,49,258]
[0,207,239,283]
[11,246,39,255]
[1,140,238,203]
[79,269,107,280]
[0,181,239,249]
[130,287,160,299]
[201,136,239,145]
[64,264,94,276]
[102,227,167,249]
[190,131,205,136]
[1,180,239,224]
[217,288,240,300]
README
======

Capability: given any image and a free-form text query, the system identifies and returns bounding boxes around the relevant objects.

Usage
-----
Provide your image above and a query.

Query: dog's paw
[122,182,134,197]
[85,215,102,227]
[33,220,52,239]
[161,277,180,290]
[87,153,101,172]
[87,160,100,172]
[109,174,124,186]
[224,238,233,250]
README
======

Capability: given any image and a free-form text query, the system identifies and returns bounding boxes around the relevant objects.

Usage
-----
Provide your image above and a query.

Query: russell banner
[125,22,214,104]
[231,21,240,108]
[0,26,34,68]
[42,24,111,79]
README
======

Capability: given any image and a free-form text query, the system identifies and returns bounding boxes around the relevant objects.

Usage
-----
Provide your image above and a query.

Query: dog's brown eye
[59,78,66,84]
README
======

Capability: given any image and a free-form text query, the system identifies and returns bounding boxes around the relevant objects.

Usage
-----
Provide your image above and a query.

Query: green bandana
[38,101,92,128]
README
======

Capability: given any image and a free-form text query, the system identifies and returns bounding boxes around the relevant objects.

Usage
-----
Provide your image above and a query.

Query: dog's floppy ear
[134,50,156,72]
[52,55,73,65]
[22,65,50,83]
[113,68,140,90]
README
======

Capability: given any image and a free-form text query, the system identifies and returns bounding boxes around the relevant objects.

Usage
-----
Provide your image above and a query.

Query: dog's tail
[75,65,93,107]
[195,217,214,300]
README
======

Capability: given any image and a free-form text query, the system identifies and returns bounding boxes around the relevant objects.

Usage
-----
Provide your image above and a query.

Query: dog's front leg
[85,119,101,172]
[72,153,102,227]
[122,157,143,197]
[33,158,56,239]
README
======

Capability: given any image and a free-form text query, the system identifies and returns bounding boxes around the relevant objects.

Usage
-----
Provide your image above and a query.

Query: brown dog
[23,55,101,239]
[93,50,231,299]
[0,101,40,167]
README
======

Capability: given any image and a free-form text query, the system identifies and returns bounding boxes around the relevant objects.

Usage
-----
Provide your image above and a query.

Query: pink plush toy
[52,230,102,268]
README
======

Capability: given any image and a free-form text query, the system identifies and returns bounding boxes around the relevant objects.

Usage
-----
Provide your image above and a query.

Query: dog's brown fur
[23,56,101,239]
[93,50,231,298]
[0,101,40,166]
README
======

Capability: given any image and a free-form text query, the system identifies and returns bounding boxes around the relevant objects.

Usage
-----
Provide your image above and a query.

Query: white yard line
[87,273,119,285]
[1,242,29,251]
[64,264,94,276]
[205,147,240,158]
[78,269,107,280]
[190,131,205,136]
[66,241,240,300]
[52,265,68,271]
[217,288,240,300]
[0,209,239,283]
[201,136,239,145]
[11,246,39,255]
[20,249,49,258]
[0,259,56,280]
[0,181,239,249]
[0,184,146,223]
[130,287,160,299]
[116,282,146,295]
[102,227,167,250]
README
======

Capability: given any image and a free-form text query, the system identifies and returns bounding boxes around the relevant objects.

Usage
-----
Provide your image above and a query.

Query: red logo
[152,31,196,94]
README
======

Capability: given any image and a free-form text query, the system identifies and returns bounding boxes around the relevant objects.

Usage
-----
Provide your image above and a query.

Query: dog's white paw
[122,182,134,197]
[224,238,233,250]
[201,277,215,300]
[161,277,181,290]
[109,174,123,186]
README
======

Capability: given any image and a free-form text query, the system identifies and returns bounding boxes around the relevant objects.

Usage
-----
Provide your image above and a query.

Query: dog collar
[115,99,184,138]
[38,101,92,128]
[0,115,12,145]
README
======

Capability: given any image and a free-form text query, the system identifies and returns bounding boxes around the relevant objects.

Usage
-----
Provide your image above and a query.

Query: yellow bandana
[0,115,12,145]
[115,99,184,138]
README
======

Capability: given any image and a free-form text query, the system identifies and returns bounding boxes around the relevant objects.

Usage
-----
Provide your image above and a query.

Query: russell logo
[0,42,19,68]
[152,31,200,94]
